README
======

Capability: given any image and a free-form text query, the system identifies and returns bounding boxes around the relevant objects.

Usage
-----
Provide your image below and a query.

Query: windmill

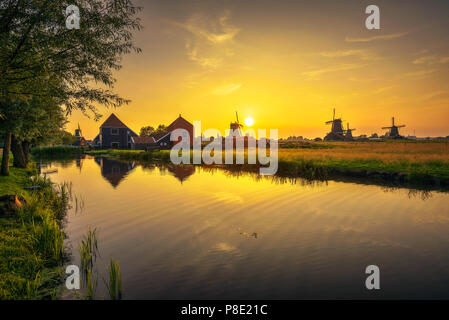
[324,108,345,141]
[73,123,86,147]
[230,111,243,136]
[345,122,356,141]
[382,117,405,139]
[74,123,82,137]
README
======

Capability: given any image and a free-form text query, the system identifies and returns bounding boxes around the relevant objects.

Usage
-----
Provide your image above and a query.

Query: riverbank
[85,142,449,187]
[0,156,69,299]
[32,141,449,188]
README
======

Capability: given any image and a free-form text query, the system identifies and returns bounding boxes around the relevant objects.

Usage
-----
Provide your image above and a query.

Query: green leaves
[1,0,142,115]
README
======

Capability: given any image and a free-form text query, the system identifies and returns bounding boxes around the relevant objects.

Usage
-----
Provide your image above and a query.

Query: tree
[140,126,155,137]
[0,95,67,168]
[140,124,167,137]
[0,0,142,175]
[59,131,77,145]
[155,124,167,135]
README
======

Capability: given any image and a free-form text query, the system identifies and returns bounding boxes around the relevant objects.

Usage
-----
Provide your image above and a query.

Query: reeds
[104,259,122,300]
[31,214,64,262]
[78,228,123,300]
[78,227,99,299]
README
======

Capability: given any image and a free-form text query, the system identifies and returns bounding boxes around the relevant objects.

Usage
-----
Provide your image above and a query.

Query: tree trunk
[11,134,27,168]
[22,141,31,164]
[1,132,11,176]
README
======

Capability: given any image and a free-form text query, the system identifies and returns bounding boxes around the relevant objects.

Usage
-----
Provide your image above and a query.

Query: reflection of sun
[244,117,254,126]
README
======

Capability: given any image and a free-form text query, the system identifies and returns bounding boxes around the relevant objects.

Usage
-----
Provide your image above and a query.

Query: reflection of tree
[198,165,326,188]
[94,157,135,188]
[408,189,433,201]
[381,186,433,201]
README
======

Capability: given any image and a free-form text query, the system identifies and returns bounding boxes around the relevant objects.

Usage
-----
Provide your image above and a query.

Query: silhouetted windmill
[324,108,345,141]
[230,111,243,136]
[345,122,356,141]
[382,117,405,139]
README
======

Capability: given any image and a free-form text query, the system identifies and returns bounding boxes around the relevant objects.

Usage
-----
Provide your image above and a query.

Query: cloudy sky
[69,0,449,138]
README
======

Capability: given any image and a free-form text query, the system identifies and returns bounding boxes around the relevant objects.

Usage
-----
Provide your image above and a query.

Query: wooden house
[98,113,138,148]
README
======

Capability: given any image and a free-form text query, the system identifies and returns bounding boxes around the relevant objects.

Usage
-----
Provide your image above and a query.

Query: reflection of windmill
[324,108,345,141]
[230,111,243,136]
[345,122,356,141]
[382,117,405,139]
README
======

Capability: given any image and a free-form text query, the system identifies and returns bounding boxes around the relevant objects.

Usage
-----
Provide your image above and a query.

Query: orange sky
[68,0,449,139]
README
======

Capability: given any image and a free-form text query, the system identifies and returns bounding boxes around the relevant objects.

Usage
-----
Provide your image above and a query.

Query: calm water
[42,156,449,299]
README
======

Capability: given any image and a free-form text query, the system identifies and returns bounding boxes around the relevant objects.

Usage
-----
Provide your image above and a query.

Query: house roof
[152,131,170,142]
[100,113,129,128]
[132,136,156,143]
[153,115,193,142]
[167,115,193,131]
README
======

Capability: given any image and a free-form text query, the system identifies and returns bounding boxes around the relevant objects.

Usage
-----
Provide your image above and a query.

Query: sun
[244,117,254,126]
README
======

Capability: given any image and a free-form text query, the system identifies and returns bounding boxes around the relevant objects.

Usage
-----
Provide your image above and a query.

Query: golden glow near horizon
[68,0,449,139]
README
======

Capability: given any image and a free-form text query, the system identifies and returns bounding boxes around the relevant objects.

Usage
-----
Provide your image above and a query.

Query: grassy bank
[278,141,449,184]
[31,145,84,159]
[83,141,449,187]
[86,148,172,162]
[0,157,70,299]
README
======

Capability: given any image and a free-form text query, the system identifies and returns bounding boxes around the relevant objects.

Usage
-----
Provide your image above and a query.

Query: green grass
[31,146,84,159]
[86,149,172,162]
[0,155,70,299]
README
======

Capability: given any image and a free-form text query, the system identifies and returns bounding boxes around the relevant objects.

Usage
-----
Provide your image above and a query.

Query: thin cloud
[403,69,436,79]
[184,10,240,44]
[211,83,242,95]
[373,86,394,94]
[320,49,381,61]
[345,32,408,43]
[185,41,222,69]
[167,11,239,69]
[413,55,439,65]
[420,91,448,100]
[413,54,449,65]
[302,64,365,78]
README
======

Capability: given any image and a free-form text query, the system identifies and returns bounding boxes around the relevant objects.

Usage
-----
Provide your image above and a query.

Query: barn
[151,115,194,149]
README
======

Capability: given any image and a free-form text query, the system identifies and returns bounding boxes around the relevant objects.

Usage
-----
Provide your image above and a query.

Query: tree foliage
[140,124,167,137]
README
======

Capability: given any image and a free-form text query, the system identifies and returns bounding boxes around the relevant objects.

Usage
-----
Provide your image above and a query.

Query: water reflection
[39,157,449,299]
[94,157,136,188]
[140,163,195,184]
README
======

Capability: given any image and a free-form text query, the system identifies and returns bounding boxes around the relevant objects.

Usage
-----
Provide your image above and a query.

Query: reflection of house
[94,157,135,188]
[167,164,195,183]
[98,114,138,148]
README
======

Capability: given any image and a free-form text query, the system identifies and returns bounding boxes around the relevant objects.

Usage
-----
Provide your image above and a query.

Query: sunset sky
[68,0,449,139]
